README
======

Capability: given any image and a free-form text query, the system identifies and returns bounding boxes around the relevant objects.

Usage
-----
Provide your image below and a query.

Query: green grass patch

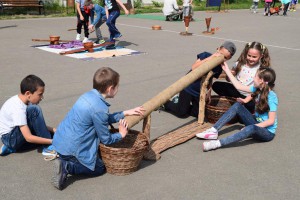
[0,0,267,20]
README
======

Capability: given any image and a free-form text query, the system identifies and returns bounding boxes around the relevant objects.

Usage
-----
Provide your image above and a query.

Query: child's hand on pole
[124,106,145,116]
[119,119,128,138]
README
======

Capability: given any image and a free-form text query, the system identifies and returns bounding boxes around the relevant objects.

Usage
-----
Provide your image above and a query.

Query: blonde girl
[212,41,271,113]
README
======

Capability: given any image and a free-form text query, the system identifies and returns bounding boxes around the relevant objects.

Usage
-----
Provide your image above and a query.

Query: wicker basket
[205,96,237,124]
[99,129,149,176]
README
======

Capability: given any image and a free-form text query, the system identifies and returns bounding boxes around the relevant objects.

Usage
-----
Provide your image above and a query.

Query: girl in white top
[212,41,271,113]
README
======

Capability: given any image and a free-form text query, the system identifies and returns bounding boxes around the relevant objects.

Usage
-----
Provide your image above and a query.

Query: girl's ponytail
[260,46,271,68]
[255,84,270,114]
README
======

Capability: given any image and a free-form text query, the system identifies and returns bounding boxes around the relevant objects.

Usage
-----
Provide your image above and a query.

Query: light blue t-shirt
[250,86,278,134]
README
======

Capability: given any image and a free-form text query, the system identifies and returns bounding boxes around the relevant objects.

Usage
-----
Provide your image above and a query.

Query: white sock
[216,140,221,148]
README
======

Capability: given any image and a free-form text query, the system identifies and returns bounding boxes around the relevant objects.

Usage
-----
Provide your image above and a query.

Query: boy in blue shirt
[51,67,144,190]
[86,1,107,44]
[0,75,56,156]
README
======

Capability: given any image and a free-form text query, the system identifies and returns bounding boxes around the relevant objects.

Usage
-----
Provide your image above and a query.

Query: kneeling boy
[51,67,144,190]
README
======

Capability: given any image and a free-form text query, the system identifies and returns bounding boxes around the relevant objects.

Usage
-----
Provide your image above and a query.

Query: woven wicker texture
[99,129,149,176]
[205,96,237,124]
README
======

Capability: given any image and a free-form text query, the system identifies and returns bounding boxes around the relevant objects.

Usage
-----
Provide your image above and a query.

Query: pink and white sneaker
[196,127,218,140]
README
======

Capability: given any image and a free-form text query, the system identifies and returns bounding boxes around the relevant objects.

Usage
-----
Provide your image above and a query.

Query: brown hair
[20,74,45,94]
[84,0,93,6]
[93,67,120,93]
[234,41,271,75]
[251,67,276,114]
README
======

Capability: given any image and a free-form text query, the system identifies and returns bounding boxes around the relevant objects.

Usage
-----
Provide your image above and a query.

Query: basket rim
[99,131,149,153]
[206,95,236,109]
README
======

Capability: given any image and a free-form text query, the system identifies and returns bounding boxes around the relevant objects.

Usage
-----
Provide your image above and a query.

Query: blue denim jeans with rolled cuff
[59,154,106,176]
[213,102,275,147]
[1,105,52,150]
[106,10,120,42]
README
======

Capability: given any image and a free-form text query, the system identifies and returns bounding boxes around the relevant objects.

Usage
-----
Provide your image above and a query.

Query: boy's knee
[26,105,42,116]
[27,105,41,112]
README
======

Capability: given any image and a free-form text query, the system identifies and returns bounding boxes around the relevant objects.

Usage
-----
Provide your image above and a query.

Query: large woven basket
[205,96,237,124]
[99,129,149,176]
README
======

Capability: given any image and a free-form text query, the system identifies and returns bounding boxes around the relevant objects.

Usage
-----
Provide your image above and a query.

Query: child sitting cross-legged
[51,67,145,190]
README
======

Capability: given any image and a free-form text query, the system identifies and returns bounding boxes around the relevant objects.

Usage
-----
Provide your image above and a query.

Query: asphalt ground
[0,9,299,200]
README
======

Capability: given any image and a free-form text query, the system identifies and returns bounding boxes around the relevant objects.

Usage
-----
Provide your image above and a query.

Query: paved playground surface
[0,9,299,200]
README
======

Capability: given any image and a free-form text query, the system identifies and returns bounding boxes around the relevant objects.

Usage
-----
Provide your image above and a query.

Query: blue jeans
[213,103,275,147]
[59,154,106,176]
[1,105,51,150]
[106,10,120,42]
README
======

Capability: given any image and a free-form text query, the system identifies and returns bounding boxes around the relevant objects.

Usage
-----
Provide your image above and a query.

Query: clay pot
[49,35,60,45]
[152,25,162,30]
[211,28,215,33]
[184,16,191,27]
[83,41,94,52]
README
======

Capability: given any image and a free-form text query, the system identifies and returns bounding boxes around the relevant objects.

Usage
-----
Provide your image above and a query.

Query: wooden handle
[58,40,73,43]
[32,39,50,42]
[59,47,86,55]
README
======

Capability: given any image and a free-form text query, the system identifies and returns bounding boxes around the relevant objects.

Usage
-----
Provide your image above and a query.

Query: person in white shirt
[0,75,56,156]
[163,0,183,21]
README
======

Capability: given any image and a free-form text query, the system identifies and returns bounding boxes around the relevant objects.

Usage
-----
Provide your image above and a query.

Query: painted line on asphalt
[118,23,300,51]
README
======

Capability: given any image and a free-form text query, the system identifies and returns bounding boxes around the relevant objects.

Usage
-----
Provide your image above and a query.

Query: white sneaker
[170,94,179,104]
[196,127,218,140]
[76,34,81,41]
[203,140,221,152]
[82,37,89,43]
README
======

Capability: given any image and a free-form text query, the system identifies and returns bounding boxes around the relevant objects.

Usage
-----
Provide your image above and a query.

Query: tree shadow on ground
[0,25,17,29]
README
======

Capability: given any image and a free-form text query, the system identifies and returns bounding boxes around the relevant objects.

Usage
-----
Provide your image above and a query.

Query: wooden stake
[198,71,214,124]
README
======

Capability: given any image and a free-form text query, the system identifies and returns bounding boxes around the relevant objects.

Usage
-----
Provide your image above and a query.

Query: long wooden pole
[125,55,224,128]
